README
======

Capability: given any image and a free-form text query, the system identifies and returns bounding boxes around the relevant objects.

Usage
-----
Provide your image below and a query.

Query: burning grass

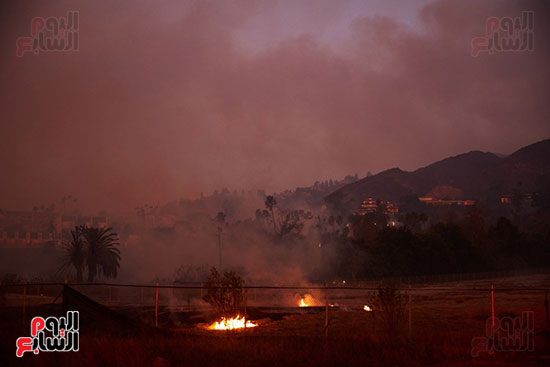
[207,315,257,330]
[298,293,321,307]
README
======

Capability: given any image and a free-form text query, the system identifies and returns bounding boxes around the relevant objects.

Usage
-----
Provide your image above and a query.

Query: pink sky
[0,0,548,211]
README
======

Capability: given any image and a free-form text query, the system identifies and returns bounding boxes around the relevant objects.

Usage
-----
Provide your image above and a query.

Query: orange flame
[363,305,373,312]
[208,315,257,330]
[298,294,317,307]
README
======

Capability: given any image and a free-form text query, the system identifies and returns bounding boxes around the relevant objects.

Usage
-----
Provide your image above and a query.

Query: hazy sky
[1,0,548,211]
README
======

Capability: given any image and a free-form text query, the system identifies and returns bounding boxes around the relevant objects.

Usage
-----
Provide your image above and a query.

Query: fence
[2,269,550,341]
[356,266,550,285]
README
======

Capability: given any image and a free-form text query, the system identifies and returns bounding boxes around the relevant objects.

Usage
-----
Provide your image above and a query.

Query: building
[418,197,476,206]
[0,211,108,249]
[356,198,399,216]
[500,192,535,205]
[359,198,378,214]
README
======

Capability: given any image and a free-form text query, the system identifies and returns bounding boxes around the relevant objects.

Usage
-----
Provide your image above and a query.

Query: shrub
[372,283,407,345]
[202,267,244,317]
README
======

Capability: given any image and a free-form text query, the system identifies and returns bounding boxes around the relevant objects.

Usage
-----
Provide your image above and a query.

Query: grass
[2,274,550,366]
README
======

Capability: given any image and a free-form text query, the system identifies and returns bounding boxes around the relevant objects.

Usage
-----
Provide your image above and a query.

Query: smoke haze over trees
[0,0,548,211]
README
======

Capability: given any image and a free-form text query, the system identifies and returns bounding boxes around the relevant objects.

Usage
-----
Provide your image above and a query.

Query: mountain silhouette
[325,139,550,210]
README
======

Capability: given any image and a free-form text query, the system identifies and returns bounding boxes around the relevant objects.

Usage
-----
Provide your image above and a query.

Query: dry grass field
[2,274,550,366]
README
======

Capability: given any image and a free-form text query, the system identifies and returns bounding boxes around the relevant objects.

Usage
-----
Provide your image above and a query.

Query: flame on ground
[208,315,257,330]
[298,294,317,307]
[363,305,373,312]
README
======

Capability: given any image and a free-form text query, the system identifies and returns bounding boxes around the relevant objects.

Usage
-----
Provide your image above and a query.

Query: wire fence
[2,268,550,345]
[356,266,550,285]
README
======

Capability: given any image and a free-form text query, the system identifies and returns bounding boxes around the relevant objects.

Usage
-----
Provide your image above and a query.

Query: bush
[202,267,244,317]
[371,283,407,345]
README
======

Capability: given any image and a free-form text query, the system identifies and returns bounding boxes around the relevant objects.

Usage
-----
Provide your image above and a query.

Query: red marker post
[244,287,248,329]
[491,284,495,334]
[155,283,159,328]
[325,282,329,337]
[22,284,27,326]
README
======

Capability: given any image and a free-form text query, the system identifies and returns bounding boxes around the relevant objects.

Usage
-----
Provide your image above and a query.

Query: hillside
[325,139,550,211]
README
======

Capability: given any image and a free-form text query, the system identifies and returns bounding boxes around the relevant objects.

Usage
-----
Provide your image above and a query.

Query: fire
[298,294,317,307]
[363,305,373,312]
[208,315,257,330]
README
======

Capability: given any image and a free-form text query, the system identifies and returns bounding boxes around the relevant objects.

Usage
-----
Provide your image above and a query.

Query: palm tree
[265,195,278,233]
[62,226,86,282]
[215,212,226,270]
[82,227,121,282]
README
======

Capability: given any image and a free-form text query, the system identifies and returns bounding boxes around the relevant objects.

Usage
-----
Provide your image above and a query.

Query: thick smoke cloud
[0,0,548,211]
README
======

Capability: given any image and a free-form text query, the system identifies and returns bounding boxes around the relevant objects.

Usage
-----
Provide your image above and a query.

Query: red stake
[22,284,27,326]
[325,282,329,334]
[155,283,159,328]
[491,284,495,333]
[244,287,248,329]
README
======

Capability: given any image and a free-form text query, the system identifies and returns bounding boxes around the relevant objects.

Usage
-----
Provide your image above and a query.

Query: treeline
[323,215,550,281]
[248,194,550,281]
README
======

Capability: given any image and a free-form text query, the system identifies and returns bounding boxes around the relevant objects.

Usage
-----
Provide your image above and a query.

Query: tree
[402,211,428,231]
[202,267,244,317]
[462,206,485,246]
[486,217,522,269]
[174,264,209,284]
[62,226,86,282]
[279,210,306,237]
[82,226,121,282]
[367,227,417,276]
[265,195,278,232]
[215,212,226,269]
[511,183,524,227]
[371,284,407,345]
[349,211,387,243]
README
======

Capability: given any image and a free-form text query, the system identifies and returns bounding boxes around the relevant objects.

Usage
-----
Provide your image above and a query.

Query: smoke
[117,198,324,285]
[0,0,548,212]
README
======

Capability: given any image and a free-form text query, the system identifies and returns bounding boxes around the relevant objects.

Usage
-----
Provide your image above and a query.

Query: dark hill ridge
[412,151,501,198]
[325,139,550,210]
[504,139,550,170]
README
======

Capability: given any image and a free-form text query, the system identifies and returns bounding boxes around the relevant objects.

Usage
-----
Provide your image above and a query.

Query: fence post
[491,284,495,334]
[545,289,549,335]
[408,284,412,340]
[325,282,329,338]
[244,287,248,329]
[155,283,159,328]
[22,284,27,326]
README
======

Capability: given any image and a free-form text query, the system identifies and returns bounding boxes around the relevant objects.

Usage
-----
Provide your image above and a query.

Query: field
[2,274,550,366]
